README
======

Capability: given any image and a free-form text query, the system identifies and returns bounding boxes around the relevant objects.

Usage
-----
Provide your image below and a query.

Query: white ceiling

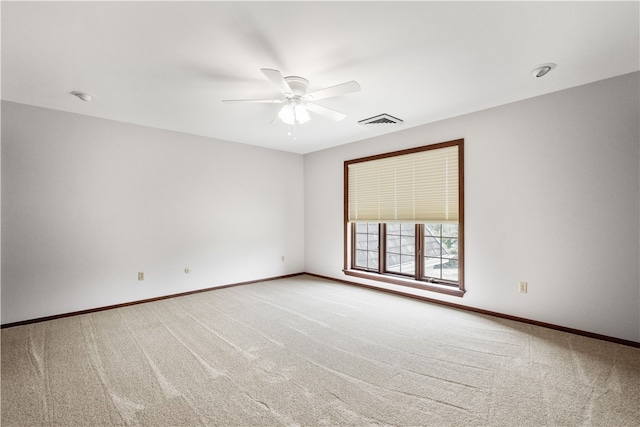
[2,1,638,154]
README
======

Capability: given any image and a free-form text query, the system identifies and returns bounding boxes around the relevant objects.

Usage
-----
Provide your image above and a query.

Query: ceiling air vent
[358,113,404,127]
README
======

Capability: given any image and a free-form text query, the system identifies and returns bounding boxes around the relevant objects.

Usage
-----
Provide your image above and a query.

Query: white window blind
[347,144,459,223]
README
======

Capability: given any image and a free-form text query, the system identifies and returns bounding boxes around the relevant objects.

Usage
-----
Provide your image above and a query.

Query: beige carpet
[2,275,639,426]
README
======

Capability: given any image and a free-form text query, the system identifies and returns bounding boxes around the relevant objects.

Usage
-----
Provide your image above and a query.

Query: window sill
[343,269,465,297]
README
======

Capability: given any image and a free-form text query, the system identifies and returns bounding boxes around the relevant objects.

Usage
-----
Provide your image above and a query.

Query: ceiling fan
[223,68,361,125]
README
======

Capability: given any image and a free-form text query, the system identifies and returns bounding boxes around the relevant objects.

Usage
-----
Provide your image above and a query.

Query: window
[344,140,464,297]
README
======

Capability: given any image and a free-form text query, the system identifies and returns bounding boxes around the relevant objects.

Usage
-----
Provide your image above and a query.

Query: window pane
[356,250,368,267]
[367,223,379,234]
[355,232,368,250]
[400,255,415,275]
[356,223,368,233]
[386,235,401,253]
[387,253,401,271]
[387,223,401,233]
[368,251,379,270]
[442,238,458,259]
[441,259,459,281]
[424,223,441,236]
[400,236,415,255]
[401,223,415,236]
[442,224,458,238]
[424,256,443,279]
[368,234,379,250]
[423,236,441,257]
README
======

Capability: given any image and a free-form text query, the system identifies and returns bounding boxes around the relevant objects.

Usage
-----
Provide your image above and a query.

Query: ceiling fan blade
[261,68,293,95]
[222,98,284,104]
[304,80,361,101]
[305,103,346,121]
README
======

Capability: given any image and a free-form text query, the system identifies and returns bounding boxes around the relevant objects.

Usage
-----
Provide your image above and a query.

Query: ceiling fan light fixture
[294,103,310,124]
[278,101,310,125]
[278,104,296,125]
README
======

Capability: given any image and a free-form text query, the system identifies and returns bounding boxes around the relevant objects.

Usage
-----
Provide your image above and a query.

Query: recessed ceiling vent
[358,113,403,127]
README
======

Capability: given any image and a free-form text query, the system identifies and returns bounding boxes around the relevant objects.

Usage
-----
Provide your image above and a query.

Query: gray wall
[2,102,305,324]
[304,72,640,342]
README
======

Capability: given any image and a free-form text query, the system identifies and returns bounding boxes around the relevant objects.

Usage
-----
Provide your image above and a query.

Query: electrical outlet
[519,281,528,293]
[138,272,144,281]
[281,255,285,262]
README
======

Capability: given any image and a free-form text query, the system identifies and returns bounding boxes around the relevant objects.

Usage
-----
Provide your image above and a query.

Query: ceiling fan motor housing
[284,76,309,97]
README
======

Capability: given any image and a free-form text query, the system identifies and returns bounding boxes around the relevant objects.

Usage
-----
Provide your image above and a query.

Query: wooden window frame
[343,139,465,298]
